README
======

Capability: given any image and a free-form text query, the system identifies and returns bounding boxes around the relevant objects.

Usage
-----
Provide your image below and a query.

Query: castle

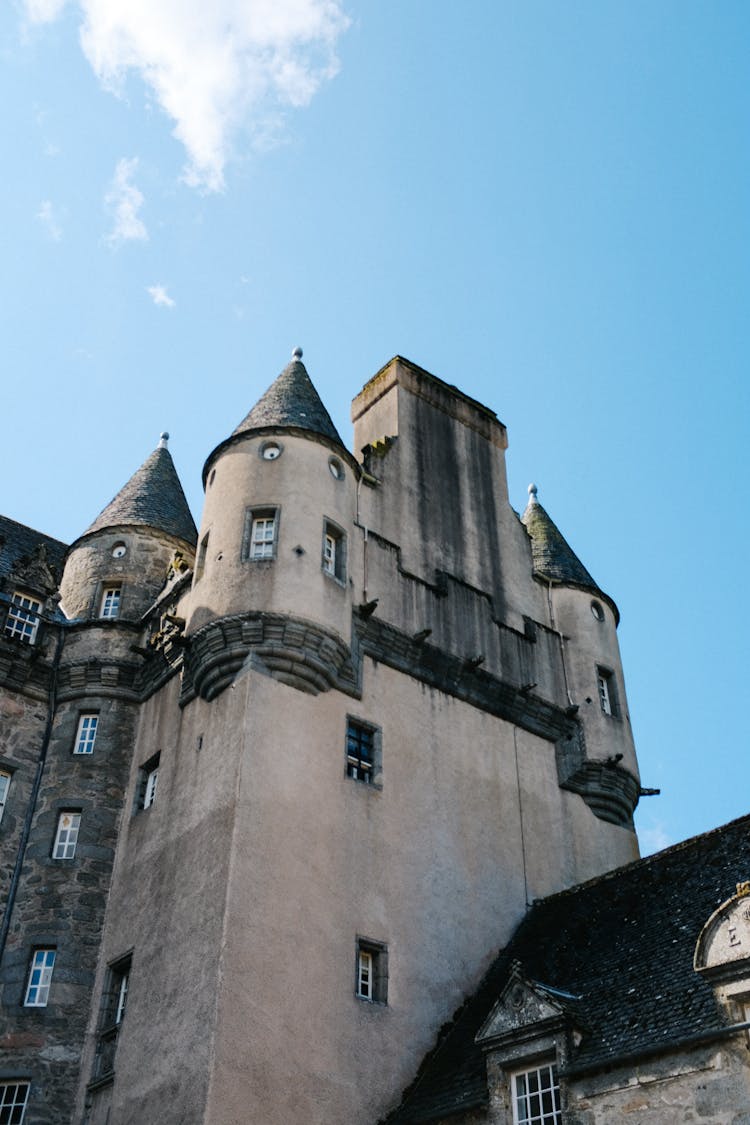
[0,352,747,1124]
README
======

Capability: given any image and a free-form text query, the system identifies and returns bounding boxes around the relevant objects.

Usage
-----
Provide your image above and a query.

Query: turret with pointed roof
[60,434,196,622]
[202,348,348,485]
[83,433,197,547]
[521,483,617,620]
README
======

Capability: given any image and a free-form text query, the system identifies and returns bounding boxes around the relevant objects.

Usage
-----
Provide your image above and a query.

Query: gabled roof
[386,814,750,1123]
[82,437,197,546]
[0,515,68,584]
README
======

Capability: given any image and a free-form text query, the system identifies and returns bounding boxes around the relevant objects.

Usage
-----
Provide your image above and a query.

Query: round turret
[60,435,197,623]
[186,351,359,644]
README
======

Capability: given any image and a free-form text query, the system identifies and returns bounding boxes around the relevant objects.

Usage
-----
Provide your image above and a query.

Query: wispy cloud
[23,1,350,192]
[638,820,673,857]
[147,284,175,309]
[37,199,62,240]
[105,157,148,246]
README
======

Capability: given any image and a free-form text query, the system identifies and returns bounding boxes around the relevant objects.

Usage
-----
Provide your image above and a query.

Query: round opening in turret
[260,441,283,461]
[591,600,605,622]
[328,456,344,480]
[111,542,127,559]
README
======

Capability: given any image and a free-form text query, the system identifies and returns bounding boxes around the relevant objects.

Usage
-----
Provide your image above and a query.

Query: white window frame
[357,948,373,1000]
[53,811,81,859]
[596,666,617,717]
[355,938,388,1004]
[4,592,42,644]
[250,514,276,560]
[24,948,56,1007]
[143,765,158,809]
[322,520,346,582]
[0,1081,30,1122]
[511,1062,562,1125]
[100,586,121,619]
[74,713,98,755]
[0,771,10,825]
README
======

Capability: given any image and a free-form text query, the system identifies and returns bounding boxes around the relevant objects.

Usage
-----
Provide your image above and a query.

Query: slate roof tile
[231,355,344,447]
[386,814,750,1123]
[0,515,68,584]
[83,443,197,546]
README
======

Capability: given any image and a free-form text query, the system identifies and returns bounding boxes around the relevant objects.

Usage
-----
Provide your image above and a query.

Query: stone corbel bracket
[180,612,359,705]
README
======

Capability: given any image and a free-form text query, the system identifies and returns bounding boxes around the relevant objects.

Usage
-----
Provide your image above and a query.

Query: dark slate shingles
[0,515,68,584]
[231,357,344,448]
[84,446,197,546]
[521,496,600,594]
[387,814,750,1123]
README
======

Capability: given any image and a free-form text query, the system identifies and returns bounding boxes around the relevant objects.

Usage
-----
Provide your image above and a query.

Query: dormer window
[4,591,42,644]
[511,1063,561,1124]
[100,586,121,620]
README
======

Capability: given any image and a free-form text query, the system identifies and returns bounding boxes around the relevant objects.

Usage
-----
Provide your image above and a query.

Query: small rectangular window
[250,513,277,559]
[346,719,381,786]
[356,939,387,1003]
[4,592,42,644]
[74,713,98,755]
[596,666,618,717]
[100,587,121,620]
[24,948,56,1007]
[0,1081,30,1123]
[137,753,160,811]
[322,520,346,582]
[52,811,81,859]
[512,1063,562,1125]
[93,954,131,1082]
[0,771,10,825]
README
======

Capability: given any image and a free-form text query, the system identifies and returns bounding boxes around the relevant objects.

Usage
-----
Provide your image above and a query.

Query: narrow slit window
[137,753,161,811]
[195,532,209,582]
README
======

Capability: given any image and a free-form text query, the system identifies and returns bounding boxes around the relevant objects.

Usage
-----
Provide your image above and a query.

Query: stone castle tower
[0,352,641,1124]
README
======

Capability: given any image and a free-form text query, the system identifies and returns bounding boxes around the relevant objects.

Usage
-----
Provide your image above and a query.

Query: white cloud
[37,199,62,240]
[147,284,175,309]
[22,0,350,192]
[638,820,673,857]
[105,157,148,246]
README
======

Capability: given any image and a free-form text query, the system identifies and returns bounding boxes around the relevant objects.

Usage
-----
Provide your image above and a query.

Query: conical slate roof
[521,485,600,592]
[231,349,344,447]
[84,436,197,545]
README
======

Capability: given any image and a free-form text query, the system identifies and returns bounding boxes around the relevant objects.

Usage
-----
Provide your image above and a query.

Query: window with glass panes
[24,948,56,1006]
[0,1081,30,1124]
[355,939,387,1003]
[74,713,98,754]
[0,772,10,825]
[4,592,41,643]
[511,1063,562,1125]
[250,514,276,559]
[346,720,374,783]
[100,586,121,619]
[53,812,80,859]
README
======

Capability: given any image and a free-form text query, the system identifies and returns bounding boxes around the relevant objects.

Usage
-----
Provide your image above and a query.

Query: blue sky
[1,1,748,854]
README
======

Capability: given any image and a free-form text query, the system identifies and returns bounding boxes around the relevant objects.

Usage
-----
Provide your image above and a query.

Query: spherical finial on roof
[292,346,303,360]
[159,431,170,449]
[528,482,538,503]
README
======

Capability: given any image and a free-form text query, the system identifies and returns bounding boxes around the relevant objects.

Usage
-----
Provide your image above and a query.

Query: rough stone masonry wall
[0,688,49,916]
[0,693,139,1124]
